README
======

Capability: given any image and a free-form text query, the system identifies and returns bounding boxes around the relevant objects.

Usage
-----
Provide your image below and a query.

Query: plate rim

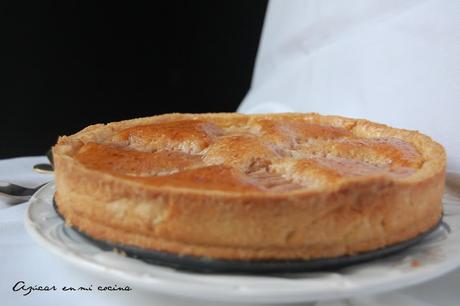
[25,181,460,304]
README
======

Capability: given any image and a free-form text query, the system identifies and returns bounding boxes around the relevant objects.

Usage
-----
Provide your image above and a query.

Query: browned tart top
[55,113,445,194]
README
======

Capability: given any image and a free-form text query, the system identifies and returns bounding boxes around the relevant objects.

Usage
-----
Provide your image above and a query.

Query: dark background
[1,1,267,158]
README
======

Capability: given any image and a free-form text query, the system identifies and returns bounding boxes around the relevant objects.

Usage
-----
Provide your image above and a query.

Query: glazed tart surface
[53,113,446,260]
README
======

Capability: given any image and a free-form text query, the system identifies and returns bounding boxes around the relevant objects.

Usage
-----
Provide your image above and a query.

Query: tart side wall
[53,149,444,260]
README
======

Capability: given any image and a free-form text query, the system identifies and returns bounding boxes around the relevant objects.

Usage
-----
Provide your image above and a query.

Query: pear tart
[53,113,445,261]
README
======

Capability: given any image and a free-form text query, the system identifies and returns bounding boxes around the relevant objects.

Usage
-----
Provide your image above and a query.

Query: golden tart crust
[53,113,446,260]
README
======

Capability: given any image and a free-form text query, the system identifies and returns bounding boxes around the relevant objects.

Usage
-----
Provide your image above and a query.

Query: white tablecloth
[1,156,460,306]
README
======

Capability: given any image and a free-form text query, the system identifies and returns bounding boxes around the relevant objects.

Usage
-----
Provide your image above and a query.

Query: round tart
[53,113,445,261]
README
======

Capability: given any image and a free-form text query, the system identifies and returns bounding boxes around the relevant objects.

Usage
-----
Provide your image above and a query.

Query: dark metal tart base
[53,198,441,274]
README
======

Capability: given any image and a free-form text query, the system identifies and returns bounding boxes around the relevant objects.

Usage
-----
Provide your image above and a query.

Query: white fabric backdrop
[239,0,460,171]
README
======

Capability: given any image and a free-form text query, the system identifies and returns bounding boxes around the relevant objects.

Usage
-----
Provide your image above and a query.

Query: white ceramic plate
[25,173,460,304]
